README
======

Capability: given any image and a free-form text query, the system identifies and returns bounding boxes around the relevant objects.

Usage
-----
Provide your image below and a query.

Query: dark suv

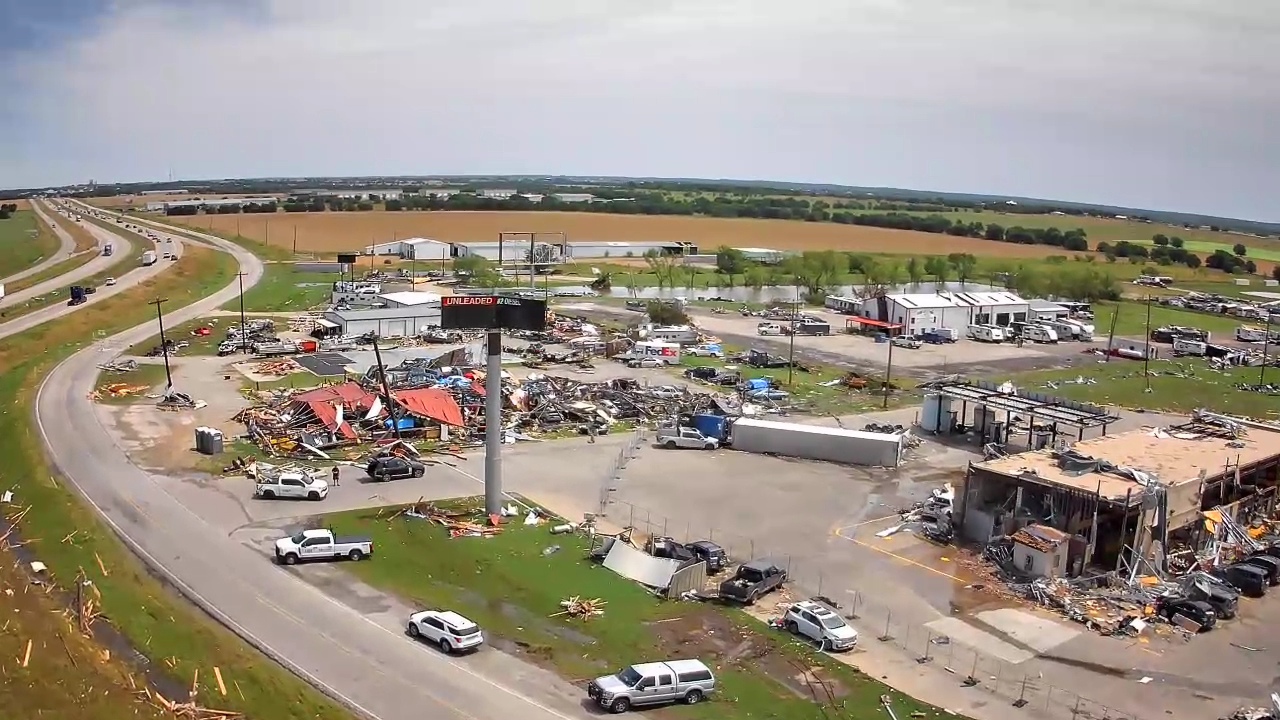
[366,456,426,481]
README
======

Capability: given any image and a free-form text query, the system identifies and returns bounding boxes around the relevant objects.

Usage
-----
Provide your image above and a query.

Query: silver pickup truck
[274,528,372,565]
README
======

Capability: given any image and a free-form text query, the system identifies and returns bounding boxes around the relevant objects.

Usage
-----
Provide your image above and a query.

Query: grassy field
[91,362,173,404]
[0,210,61,279]
[223,265,335,312]
[129,314,295,356]
[325,499,944,720]
[677,353,911,414]
[1010,357,1280,419]
[59,210,102,252]
[1092,299,1248,339]
[0,244,352,720]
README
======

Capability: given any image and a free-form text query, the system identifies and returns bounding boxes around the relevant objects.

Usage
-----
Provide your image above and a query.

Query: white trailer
[1023,325,1059,344]
[730,418,904,467]
[141,250,157,266]
[967,325,1006,343]
[1237,326,1268,343]
[1172,338,1208,356]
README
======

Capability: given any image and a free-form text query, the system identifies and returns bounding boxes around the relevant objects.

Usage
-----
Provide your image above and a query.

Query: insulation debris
[553,596,607,620]
[89,382,150,400]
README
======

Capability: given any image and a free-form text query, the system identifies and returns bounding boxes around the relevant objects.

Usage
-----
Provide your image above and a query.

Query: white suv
[406,609,484,654]
[783,600,858,651]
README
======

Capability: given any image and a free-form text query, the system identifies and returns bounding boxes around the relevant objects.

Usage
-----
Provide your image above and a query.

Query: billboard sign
[440,295,547,331]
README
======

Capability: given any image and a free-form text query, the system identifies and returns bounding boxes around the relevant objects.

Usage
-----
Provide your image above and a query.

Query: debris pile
[89,382,150,399]
[553,596,607,620]
[253,359,300,377]
[98,358,139,373]
[399,501,503,538]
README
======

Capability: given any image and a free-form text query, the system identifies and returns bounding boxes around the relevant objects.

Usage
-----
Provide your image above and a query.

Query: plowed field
[164,210,1089,259]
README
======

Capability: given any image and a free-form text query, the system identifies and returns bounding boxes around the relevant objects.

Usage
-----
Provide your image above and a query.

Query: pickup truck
[274,528,373,565]
[656,427,719,450]
[255,471,329,501]
[718,560,787,604]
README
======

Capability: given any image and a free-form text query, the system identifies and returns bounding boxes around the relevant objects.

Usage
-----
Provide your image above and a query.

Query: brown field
[7,199,31,211]
[165,210,1094,259]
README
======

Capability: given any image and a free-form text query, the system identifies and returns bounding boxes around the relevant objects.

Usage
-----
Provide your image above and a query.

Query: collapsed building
[959,411,1280,576]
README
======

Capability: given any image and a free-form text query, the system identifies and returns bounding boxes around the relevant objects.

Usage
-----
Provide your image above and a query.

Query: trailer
[730,418,904,467]
[141,250,157,266]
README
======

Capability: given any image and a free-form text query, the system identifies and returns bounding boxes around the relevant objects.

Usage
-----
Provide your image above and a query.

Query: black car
[1213,564,1269,598]
[1185,584,1239,620]
[685,540,728,573]
[684,366,718,381]
[1239,555,1280,586]
[1157,599,1217,631]
[366,456,426,481]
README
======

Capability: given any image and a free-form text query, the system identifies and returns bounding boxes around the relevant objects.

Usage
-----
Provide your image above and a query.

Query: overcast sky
[1,0,1276,220]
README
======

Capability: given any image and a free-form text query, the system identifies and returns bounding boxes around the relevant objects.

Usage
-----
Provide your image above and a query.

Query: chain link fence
[599,496,1147,720]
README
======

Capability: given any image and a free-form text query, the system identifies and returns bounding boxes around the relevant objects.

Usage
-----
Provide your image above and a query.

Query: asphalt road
[36,204,593,720]
[0,199,76,286]
[0,200,141,310]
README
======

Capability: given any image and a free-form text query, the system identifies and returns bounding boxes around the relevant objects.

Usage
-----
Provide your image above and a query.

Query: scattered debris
[89,382,150,400]
[553,596,607,620]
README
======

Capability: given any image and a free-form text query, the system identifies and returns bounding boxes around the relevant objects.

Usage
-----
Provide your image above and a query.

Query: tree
[715,246,748,275]
[1233,243,1247,256]
[1152,234,1169,246]
[1245,260,1258,274]
[744,265,767,290]
[1272,265,1280,282]
[781,250,845,295]
[452,255,503,286]
[1170,236,1184,248]
[905,257,925,286]
[923,256,950,284]
[646,301,689,325]
[642,249,681,290]
[984,223,1005,241]
[947,253,978,284]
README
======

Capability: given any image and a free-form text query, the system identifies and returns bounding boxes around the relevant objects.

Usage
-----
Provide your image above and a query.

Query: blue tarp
[744,378,771,391]
[384,417,417,430]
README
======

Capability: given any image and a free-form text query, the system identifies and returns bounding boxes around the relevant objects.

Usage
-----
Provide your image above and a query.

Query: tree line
[0,202,17,220]
[1095,233,1260,275]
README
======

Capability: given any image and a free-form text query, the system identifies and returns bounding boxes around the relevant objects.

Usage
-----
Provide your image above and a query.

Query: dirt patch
[649,606,847,701]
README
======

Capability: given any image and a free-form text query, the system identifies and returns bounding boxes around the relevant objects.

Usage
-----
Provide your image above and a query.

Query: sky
[1,0,1277,221]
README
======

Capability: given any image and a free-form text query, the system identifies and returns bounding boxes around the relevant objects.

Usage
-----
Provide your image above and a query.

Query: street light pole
[1143,295,1153,393]
[1261,311,1274,386]
[787,299,798,386]
[882,329,895,409]
[236,272,248,354]
[149,298,174,392]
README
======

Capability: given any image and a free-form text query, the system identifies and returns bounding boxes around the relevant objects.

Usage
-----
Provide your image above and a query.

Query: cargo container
[730,418,903,467]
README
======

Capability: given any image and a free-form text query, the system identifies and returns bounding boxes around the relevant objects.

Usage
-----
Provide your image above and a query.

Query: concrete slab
[923,617,1034,665]
[976,608,1080,654]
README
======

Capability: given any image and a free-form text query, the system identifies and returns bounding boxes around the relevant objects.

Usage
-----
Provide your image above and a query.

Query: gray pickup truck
[718,560,787,604]
[274,528,373,565]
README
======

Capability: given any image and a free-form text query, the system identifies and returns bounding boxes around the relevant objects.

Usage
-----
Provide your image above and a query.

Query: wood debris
[136,688,244,719]
[552,596,607,620]
[89,383,150,400]
[400,501,502,538]
[253,359,300,377]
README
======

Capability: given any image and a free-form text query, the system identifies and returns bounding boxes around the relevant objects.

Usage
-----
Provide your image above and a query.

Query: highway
[34,203,592,720]
[0,200,141,310]
[0,199,76,286]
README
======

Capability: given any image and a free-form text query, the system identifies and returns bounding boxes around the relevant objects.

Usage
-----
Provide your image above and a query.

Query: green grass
[222,265,335,312]
[0,251,161,320]
[325,500,946,720]
[1127,238,1280,263]
[1092,299,1248,339]
[1,250,99,294]
[0,210,61,279]
[92,362,172,404]
[1009,358,1280,419]
[0,244,352,720]
[677,352,913,414]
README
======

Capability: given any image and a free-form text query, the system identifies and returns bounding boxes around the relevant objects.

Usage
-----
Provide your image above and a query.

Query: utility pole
[293,225,298,255]
[882,327,895,409]
[236,272,249,354]
[1261,311,1274,386]
[1142,295,1153,392]
[370,336,401,440]
[484,328,503,516]
[149,298,174,392]
[787,298,798,386]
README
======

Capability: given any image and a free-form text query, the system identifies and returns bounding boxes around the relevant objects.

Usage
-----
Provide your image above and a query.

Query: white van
[620,341,681,365]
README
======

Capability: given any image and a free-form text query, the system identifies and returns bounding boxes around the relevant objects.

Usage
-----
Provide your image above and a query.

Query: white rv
[641,324,700,344]
[1237,326,1268,343]
[1172,338,1208,356]
[1023,325,1059,344]
[967,325,1006,343]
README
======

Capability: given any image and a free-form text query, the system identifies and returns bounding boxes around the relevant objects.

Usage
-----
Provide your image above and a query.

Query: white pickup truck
[657,427,719,450]
[255,471,329,501]
[274,529,373,565]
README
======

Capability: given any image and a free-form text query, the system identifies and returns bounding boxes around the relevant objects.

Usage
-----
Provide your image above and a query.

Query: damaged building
[959,411,1280,576]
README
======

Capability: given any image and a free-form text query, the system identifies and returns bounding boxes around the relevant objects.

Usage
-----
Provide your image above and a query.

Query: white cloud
[3,0,1278,219]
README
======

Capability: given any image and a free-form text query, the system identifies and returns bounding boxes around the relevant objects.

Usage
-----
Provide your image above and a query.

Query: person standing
[586,422,597,444]
[331,465,341,487]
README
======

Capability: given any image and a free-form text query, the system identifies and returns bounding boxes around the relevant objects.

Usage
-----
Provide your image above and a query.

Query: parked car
[1185,583,1239,619]
[718,560,787,604]
[406,609,484,654]
[684,366,718,381]
[366,456,426,480]
[255,472,329,501]
[656,427,719,450]
[587,659,716,713]
[648,386,685,399]
[1213,564,1269,598]
[685,540,728,573]
[783,599,859,650]
[627,357,664,368]
[1238,554,1280,586]
[892,336,922,349]
[745,388,790,402]
[685,345,723,358]
[1156,599,1217,631]
[273,528,372,565]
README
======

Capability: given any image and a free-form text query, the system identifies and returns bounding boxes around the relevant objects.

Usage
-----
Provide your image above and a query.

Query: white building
[860,291,1030,335]
[379,291,441,309]
[453,241,562,263]
[156,196,279,211]
[363,237,451,261]
[1027,299,1069,322]
[552,193,596,203]
[477,189,517,199]
[323,291,442,337]
[563,241,691,259]
[734,247,788,265]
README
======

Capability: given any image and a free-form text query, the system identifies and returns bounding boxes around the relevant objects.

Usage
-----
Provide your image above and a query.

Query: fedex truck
[620,341,681,365]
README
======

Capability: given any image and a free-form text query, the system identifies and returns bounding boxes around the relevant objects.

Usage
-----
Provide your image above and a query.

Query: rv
[641,324,701,344]
[967,325,1006,343]
[1044,320,1091,341]
[620,341,681,365]
[1237,326,1268,343]
[1172,338,1208,356]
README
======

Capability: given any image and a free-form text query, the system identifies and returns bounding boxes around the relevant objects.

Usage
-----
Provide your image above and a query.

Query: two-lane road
[37,203,592,720]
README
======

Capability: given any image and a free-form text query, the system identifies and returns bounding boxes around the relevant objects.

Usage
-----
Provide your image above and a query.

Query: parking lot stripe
[833,528,965,582]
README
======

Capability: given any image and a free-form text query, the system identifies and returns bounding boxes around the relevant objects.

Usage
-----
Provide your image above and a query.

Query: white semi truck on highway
[141,250,157,266]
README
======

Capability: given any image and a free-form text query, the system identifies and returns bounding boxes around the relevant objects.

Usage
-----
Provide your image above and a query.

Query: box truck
[142,250,157,266]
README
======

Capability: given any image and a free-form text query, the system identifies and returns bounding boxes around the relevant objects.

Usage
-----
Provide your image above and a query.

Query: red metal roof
[293,382,377,408]
[303,400,357,439]
[845,317,903,330]
[393,388,465,426]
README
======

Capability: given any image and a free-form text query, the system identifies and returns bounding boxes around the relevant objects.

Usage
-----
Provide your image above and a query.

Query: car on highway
[104,277,116,286]
[366,455,425,481]
[274,528,372,565]
[254,472,329,501]
[406,609,485,654]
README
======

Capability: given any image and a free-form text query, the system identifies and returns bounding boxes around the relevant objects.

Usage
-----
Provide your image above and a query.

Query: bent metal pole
[484,329,503,516]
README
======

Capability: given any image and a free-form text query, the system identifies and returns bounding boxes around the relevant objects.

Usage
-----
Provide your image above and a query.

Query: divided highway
[0,199,76,286]
[35,203,591,720]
